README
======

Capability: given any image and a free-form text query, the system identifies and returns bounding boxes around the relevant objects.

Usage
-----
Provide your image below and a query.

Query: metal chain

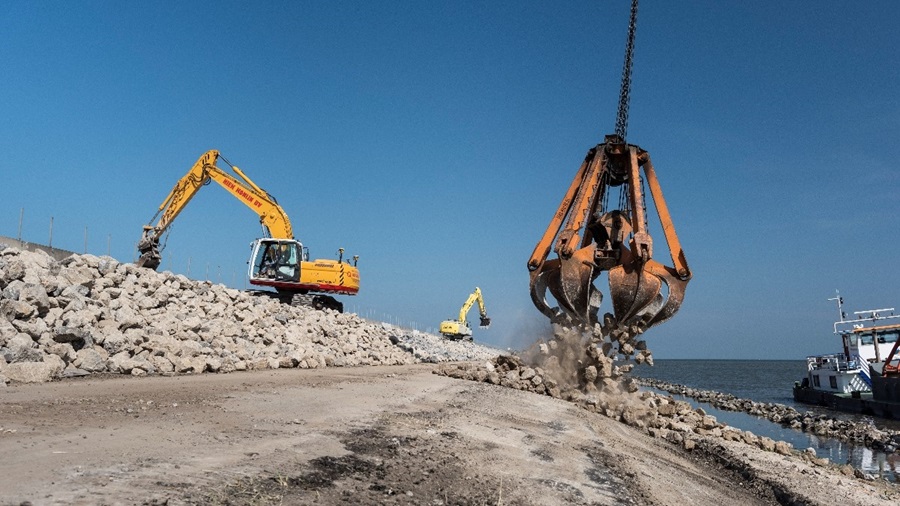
[614,0,638,142]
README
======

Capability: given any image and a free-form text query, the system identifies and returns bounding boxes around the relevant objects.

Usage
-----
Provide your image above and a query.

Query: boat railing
[834,308,900,334]
[806,353,860,373]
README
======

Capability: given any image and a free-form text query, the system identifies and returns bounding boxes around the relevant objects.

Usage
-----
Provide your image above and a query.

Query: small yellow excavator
[440,287,491,341]
[136,150,359,312]
[527,0,691,334]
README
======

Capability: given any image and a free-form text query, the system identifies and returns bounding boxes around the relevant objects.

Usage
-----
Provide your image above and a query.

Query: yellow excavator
[440,287,491,341]
[527,0,691,334]
[136,150,359,312]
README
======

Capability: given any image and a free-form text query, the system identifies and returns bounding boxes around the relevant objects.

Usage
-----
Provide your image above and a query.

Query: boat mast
[828,290,846,330]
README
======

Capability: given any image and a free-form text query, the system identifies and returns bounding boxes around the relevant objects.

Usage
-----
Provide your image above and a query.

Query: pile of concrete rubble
[0,247,499,385]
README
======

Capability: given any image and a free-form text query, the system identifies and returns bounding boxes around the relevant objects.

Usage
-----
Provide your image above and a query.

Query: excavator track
[249,290,344,313]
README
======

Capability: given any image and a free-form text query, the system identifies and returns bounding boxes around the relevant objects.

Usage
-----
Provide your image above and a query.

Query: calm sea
[632,359,900,481]
[633,359,805,407]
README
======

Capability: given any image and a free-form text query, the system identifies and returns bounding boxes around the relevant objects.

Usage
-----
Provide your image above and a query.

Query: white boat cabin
[803,301,900,394]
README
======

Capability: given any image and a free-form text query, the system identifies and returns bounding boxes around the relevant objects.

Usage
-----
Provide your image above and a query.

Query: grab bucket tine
[608,247,662,324]
[641,260,688,328]
[529,259,564,321]
[553,245,600,325]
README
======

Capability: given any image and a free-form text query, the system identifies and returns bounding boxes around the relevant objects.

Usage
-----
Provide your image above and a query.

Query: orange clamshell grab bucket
[527,137,691,332]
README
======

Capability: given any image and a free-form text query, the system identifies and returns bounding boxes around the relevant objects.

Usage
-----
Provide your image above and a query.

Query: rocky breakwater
[438,353,802,457]
[638,377,900,454]
[0,246,498,385]
[435,325,881,480]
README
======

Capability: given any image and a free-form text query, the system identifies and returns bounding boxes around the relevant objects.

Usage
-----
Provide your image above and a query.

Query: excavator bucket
[608,246,662,325]
[479,316,492,328]
[529,259,564,322]
[527,138,691,334]
[640,260,688,328]
[553,245,602,325]
[135,227,162,270]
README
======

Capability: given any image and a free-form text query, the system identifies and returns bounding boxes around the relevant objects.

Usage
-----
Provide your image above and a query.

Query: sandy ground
[0,364,896,506]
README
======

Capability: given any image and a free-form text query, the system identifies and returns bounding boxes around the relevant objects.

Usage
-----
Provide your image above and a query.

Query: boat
[793,292,900,418]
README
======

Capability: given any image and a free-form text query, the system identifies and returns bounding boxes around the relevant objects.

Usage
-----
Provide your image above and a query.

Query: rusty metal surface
[527,138,691,336]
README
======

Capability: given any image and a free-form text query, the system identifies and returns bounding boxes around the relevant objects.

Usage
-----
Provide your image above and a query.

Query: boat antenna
[828,290,846,324]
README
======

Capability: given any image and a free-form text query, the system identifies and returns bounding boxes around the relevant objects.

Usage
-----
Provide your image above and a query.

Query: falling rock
[583,366,598,383]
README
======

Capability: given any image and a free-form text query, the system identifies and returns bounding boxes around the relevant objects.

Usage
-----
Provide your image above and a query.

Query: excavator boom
[136,150,293,268]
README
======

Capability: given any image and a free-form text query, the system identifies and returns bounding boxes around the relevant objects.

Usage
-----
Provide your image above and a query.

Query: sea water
[633,359,900,482]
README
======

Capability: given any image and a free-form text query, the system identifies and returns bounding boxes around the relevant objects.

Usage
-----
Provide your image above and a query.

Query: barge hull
[794,384,900,419]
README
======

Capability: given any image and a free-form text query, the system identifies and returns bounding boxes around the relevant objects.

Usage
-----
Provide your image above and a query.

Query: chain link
[614,0,639,142]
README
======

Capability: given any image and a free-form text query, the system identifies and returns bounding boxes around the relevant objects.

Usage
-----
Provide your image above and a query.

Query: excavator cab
[249,238,304,284]
[247,237,360,301]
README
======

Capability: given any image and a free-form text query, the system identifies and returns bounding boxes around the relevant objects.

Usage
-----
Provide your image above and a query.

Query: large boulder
[3,333,44,363]
[4,359,64,383]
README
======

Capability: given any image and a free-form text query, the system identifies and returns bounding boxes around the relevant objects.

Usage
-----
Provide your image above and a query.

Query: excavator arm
[459,287,491,328]
[136,150,294,269]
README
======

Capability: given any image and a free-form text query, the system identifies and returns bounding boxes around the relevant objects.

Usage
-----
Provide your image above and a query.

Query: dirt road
[0,364,893,505]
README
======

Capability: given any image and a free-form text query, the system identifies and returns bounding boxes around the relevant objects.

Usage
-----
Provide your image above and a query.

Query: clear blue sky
[2,1,898,359]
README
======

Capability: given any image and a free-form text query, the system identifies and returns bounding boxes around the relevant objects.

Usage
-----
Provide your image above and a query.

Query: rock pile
[638,377,900,453]
[436,327,643,403]
[436,323,868,472]
[437,354,805,458]
[0,247,499,385]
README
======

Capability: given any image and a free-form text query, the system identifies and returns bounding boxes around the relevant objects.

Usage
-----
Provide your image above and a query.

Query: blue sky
[2,1,898,359]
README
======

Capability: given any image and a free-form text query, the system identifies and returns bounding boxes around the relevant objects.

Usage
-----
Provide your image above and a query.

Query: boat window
[877,331,900,344]
[860,334,875,346]
[813,375,820,387]
[829,376,837,389]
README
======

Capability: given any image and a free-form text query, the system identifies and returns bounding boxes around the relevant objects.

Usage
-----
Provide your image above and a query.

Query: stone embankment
[0,247,500,385]
[435,329,891,481]
[637,377,900,453]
